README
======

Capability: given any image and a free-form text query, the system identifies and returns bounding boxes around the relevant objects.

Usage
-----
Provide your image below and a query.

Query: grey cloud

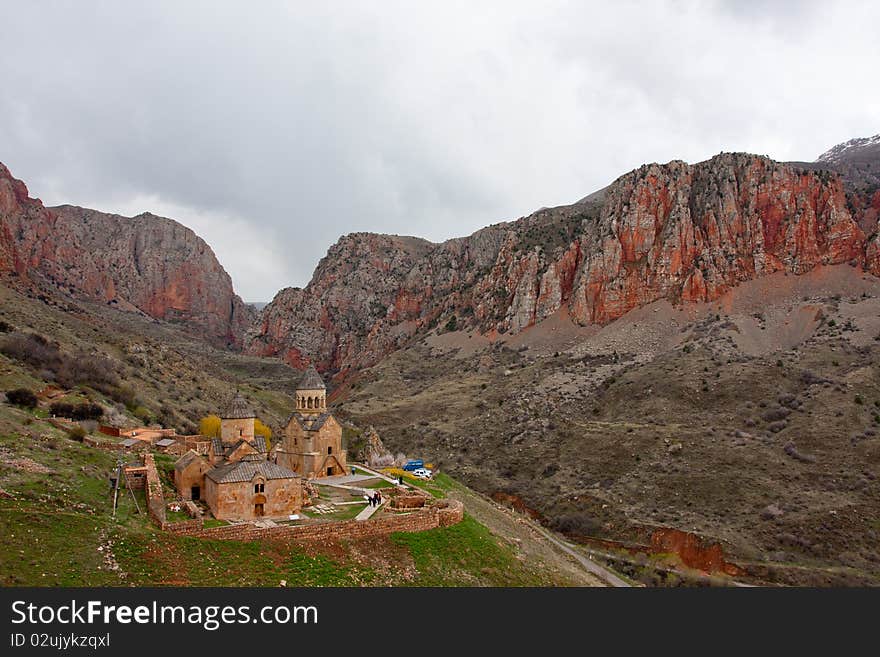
[0,1,877,300]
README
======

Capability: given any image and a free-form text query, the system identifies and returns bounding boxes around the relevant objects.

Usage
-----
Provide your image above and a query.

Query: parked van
[402,459,424,471]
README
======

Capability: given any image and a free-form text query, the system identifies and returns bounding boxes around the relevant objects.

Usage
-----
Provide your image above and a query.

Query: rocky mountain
[798,134,880,235]
[0,162,252,346]
[250,151,880,375]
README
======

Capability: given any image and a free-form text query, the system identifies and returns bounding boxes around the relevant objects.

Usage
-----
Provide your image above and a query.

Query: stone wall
[437,499,464,527]
[166,498,464,542]
[142,454,166,525]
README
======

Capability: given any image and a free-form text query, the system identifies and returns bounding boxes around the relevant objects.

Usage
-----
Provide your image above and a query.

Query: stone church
[274,365,347,478]
[173,392,303,521]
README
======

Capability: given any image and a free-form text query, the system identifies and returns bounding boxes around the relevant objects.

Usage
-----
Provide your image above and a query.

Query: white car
[412,468,432,479]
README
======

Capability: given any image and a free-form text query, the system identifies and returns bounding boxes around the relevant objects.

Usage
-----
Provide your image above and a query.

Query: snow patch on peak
[817,134,880,163]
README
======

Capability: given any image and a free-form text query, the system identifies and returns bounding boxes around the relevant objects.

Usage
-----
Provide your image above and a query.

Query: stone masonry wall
[142,453,166,525]
[165,498,464,542]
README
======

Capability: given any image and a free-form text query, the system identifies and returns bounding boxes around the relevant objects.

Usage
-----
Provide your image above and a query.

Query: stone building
[173,392,302,520]
[275,366,347,478]
[220,392,256,443]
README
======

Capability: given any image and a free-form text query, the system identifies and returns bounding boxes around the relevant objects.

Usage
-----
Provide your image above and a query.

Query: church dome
[296,365,326,391]
[222,391,256,419]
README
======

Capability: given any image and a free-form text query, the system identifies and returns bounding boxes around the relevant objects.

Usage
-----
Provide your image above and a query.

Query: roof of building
[296,365,326,391]
[253,435,268,453]
[285,411,332,432]
[174,450,204,471]
[221,392,256,419]
[155,438,177,447]
[206,459,299,484]
[211,438,223,456]
[120,438,140,447]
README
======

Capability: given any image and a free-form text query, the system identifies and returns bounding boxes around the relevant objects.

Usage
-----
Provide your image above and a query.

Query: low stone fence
[84,436,124,451]
[165,498,465,542]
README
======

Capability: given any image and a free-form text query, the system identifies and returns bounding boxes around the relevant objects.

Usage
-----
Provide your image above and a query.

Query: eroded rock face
[251,153,878,374]
[0,163,251,346]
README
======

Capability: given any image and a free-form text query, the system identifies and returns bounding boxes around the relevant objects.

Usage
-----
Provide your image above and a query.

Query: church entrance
[191,485,200,500]
[326,466,334,476]
[253,493,267,517]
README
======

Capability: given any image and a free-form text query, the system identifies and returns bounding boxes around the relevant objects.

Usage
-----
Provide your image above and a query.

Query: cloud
[0,1,877,299]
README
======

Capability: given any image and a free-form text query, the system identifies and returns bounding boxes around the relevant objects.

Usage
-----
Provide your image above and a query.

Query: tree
[254,418,272,439]
[199,414,221,438]
[199,414,271,439]
[6,388,37,409]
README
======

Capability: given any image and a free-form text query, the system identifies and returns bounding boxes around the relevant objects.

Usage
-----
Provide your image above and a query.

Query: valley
[1,133,879,586]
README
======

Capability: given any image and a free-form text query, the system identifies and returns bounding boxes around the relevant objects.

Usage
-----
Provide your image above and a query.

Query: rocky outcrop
[250,153,878,375]
[0,162,252,346]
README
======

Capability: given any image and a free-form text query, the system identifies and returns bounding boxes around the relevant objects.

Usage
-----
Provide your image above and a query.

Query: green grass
[391,514,551,586]
[0,402,566,587]
[203,518,228,528]
[302,503,367,521]
[361,478,394,489]
[405,472,456,499]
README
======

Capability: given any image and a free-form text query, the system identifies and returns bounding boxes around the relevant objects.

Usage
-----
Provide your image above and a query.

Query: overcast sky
[1,1,878,300]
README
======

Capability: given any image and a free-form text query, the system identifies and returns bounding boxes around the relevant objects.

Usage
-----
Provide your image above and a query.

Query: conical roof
[296,365,326,390]
[221,391,256,419]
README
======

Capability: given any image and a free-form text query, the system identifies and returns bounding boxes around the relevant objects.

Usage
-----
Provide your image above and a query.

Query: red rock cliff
[0,162,252,346]
[250,153,878,374]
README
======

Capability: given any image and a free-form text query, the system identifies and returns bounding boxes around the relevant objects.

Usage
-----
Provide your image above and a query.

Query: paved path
[318,472,375,486]
[354,499,384,521]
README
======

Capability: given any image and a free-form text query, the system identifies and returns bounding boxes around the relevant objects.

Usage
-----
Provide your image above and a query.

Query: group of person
[367,491,382,507]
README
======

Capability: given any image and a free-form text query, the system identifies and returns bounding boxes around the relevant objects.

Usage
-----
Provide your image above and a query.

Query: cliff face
[0,163,251,346]
[250,153,878,374]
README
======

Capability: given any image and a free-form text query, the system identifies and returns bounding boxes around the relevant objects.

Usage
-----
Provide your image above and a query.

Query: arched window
[327,446,332,455]
[307,397,313,409]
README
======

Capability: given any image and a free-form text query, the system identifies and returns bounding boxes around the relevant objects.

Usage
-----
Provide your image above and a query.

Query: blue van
[402,459,424,471]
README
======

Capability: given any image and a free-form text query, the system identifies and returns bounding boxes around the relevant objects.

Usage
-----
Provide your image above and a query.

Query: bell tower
[295,365,326,414]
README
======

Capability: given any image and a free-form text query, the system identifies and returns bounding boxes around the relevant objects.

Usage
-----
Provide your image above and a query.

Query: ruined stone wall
[142,454,166,525]
[437,499,464,527]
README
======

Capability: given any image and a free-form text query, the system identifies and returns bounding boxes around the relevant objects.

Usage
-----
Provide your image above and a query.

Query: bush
[6,388,38,408]
[0,320,11,333]
[67,426,86,442]
[49,401,103,421]
[0,332,120,393]
[552,512,599,537]
[762,407,791,422]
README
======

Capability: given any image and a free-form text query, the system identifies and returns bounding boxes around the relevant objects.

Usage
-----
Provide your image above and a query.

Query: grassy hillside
[0,400,591,587]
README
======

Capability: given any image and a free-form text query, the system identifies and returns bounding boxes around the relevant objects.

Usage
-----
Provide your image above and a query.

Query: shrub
[254,418,272,439]
[854,395,864,405]
[762,407,791,422]
[0,320,11,332]
[6,388,38,408]
[552,512,599,537]
[67,426,86,442]
[0,332,120,393]
[49,401,103,421]
[199,415,221,438]
[444,316,458,332]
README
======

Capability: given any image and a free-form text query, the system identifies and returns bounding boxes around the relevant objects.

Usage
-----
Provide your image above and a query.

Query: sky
[1,1,878,301]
